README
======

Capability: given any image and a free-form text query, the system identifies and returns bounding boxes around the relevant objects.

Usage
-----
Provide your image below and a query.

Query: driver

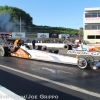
[14,39,19,47]
[12,39,20,52]
[14,38,24,47]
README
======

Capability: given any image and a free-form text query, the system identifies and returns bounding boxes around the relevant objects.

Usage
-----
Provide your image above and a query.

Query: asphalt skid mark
[58,70,73,75]
[28,61,75,74]
[42,67,56,73]
[41,67,73,75]
[29,65,74,80]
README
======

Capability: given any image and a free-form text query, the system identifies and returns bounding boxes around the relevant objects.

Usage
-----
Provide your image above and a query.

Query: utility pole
[19,12,21,34]
[20,17,21,33]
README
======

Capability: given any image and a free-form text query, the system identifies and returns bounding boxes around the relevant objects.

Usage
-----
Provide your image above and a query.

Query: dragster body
[11,45,78,65]
[10,44,91,69]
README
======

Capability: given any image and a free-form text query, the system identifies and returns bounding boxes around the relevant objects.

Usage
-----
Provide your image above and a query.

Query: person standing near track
[32,39,36,49]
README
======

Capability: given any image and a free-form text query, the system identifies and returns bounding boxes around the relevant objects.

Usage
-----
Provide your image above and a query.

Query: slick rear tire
[64,45,72,50]
[77,58,88,69]
[0,46,9,57]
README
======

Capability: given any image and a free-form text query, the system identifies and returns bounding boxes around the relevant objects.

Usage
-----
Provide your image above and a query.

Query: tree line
[0,5,83,35]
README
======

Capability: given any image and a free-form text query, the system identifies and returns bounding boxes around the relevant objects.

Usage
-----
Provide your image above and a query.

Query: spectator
[32,39,36,49]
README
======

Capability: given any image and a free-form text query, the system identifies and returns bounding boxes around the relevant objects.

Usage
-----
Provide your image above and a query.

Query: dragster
[0,43,94,69]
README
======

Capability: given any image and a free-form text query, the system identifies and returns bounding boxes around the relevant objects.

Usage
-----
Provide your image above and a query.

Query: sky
[0,0,100,29]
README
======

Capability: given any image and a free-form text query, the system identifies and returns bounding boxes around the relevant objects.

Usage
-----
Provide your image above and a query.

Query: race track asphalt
[0,55,100,100]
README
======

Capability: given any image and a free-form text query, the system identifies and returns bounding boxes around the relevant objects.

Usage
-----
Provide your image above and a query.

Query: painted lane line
[0,64,100,98]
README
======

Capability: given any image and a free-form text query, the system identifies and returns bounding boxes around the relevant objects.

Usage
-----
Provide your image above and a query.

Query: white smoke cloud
[0,12,10,31]
[0,12,27,32]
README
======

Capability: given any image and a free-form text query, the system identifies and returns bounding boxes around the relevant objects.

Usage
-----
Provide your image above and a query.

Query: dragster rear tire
[77,58,88,69]
[0,46,9,57]
[64,45,72,50]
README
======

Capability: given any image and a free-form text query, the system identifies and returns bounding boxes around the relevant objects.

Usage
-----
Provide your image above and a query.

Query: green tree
[79,27,83,34]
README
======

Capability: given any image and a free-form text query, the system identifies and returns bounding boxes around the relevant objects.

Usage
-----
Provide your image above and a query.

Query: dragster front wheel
[85,56,94,63]
[77,58,88,69]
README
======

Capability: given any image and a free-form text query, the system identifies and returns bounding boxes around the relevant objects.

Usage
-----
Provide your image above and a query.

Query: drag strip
[0,57,100,100]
